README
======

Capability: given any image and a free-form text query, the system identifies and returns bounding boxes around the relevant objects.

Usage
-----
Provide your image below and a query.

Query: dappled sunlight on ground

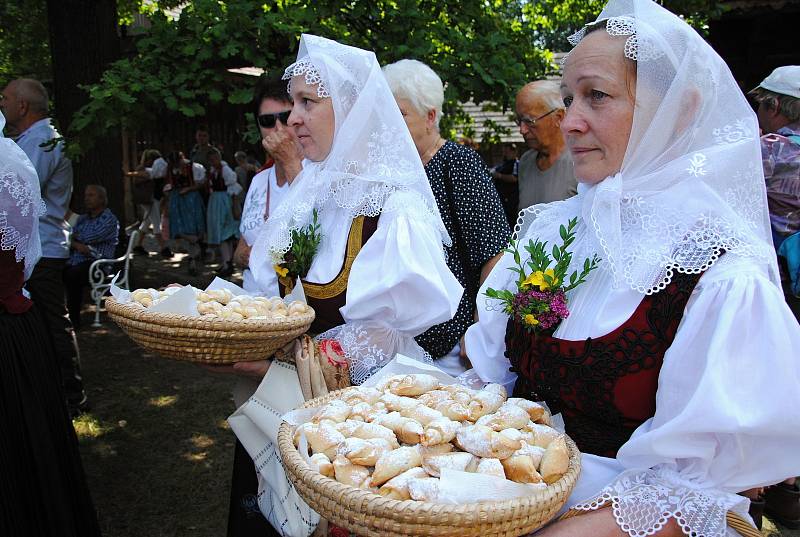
[148,394,180,407]
[73,413,113,439]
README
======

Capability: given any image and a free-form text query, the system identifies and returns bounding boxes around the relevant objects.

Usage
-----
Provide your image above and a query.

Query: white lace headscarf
[252,34,450,274]
[0,111,46,280]
[516,0,779,295]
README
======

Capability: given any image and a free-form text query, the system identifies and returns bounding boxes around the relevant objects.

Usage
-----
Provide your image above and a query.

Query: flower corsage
[486,217,600,333]
[274,209,322,280]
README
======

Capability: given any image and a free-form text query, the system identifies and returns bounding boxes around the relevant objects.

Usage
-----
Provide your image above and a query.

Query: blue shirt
[69,208,119,265]
[14,118,73,258]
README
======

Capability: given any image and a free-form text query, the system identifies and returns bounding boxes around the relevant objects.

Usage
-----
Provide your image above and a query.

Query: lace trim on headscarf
[566,15,665,63]
[283,57,330,98]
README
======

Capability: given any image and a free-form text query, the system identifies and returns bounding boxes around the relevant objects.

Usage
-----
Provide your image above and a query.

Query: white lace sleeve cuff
[572,467,749,537]
[315,320,433,385]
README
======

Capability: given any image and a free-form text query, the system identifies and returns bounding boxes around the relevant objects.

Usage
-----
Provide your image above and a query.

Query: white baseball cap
[753,66,800,99]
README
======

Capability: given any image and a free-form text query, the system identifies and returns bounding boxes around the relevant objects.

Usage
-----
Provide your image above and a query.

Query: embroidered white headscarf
[515,0,779,295]
[0,111,46,279]
[252,34,450,274]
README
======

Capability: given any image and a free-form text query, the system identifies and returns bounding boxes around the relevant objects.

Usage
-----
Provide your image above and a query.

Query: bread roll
[467,389,506,421]
[417,390,452,407]
[501,448,544,484]
[349,421,400,448]
[378,467,429,500]
[407,477,440,502]
[312,400,351,424]
[372,412,424,445]
[539,436,569,484]
[389,374,440,397]
[380,392,419,413]
[455,425,521,459]
[422,451,478,477]
[476,458,506,479]
[525,423,562,449]
[333,455,371,489]
[400,404,443,426]
[475,403,530,431]
[432,400,470,421]
[340,387,382,406]
[337,437,393,466]
[296,422,345,460]
[371,446,422,486]
[421,417,462,446]
[309,453,334,478]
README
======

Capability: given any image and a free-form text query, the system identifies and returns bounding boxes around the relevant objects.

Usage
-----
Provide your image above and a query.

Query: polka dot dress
[415,141,512,358]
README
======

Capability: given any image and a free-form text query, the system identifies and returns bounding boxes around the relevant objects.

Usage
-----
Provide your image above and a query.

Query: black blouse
[415,141,511,358]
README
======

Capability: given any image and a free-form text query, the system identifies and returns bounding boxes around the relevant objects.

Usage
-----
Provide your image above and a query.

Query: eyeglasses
[514,108,558,128]
[257,110,291,129]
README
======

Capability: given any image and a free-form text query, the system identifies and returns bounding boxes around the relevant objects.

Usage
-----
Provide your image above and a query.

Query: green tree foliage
[68,0,552,154]
[525,0,727,51]
[0,0,52,82]
[3,0,726,154]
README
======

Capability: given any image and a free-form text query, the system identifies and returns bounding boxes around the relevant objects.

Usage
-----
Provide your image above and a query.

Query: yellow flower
[522,269,559,290]
[274,264,289,278]
[523,314,540,326]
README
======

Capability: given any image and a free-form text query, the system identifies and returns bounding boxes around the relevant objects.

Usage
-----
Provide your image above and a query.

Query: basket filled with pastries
[277,372,581,537]
[106,284,314,364]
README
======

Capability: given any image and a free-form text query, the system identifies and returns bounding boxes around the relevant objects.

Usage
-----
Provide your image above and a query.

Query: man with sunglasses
[514,80,577,211]
[227,75,303,537]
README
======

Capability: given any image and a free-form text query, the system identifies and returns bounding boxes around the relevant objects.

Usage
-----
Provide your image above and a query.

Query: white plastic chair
[89,229,139,327]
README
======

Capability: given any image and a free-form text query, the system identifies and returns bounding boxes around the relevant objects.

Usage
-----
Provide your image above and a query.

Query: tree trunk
[45,0,125,224]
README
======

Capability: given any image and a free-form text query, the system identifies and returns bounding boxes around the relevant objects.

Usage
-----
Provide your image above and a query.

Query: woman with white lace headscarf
[464,0,800,535]
[247,34,462,385]
[231,35,462,536]
[0,111,101,536]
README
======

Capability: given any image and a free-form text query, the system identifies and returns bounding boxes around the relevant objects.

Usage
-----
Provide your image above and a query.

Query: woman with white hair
[465,0,800,535]
[382,59,511,375]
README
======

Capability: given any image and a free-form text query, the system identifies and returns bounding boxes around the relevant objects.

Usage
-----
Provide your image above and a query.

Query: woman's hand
[534,508,683,537]
[233,237,251,268]
[200,359,271,379]
[232,360,271,378]
[179,186,191,195]
[263,122,303,182]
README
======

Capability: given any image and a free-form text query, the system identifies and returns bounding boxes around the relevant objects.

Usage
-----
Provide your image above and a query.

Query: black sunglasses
[257,110,291,129]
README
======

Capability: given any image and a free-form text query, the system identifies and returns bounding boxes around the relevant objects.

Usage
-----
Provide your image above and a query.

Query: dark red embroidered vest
[505,271,703,458]
[278,215,379,334]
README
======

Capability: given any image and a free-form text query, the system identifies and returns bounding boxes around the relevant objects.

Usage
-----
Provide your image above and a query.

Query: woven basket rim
[106,296,315,332]
[277,388,582,526]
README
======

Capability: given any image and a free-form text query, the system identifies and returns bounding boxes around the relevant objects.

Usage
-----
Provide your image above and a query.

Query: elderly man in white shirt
[1,77,87,416]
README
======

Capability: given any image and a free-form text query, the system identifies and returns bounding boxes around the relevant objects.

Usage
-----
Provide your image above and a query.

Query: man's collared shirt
[14,118,73,258]
[69,208,119,265]
[761,122,800,237]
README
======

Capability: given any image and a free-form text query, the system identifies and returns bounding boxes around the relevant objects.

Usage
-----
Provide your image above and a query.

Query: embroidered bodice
[506,271,703,457]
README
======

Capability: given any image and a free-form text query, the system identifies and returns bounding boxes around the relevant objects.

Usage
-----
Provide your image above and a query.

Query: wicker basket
[106,297,315,364]
[277,390,582,537]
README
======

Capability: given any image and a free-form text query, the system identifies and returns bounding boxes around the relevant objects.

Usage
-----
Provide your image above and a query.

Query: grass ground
[72,236,799,537]
[74,242,240,537]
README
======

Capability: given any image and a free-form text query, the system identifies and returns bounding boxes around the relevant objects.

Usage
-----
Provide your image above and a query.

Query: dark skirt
[0,306,101,537]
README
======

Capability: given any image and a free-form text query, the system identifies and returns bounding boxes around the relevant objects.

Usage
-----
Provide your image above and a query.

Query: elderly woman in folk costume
[463,0,800,535]
[229,34,462,536]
